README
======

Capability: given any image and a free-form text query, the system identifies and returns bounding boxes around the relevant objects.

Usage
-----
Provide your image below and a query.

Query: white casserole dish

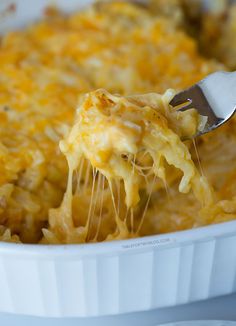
[0,0,236,318]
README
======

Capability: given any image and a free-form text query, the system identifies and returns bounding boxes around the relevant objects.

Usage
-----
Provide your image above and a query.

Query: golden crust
[0,1,235,243]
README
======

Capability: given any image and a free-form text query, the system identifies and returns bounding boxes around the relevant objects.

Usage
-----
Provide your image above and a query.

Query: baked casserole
[0,0,235,244]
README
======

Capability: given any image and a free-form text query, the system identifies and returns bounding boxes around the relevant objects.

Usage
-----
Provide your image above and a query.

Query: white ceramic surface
[0,0,236,319]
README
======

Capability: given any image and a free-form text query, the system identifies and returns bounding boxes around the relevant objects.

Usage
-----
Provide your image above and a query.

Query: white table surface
[1,294,236,326]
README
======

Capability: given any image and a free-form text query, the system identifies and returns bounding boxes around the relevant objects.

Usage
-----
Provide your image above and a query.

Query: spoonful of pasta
[170,71,236,137]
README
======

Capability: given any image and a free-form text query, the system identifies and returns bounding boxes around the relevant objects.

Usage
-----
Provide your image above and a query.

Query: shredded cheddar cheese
[0,1,235,243]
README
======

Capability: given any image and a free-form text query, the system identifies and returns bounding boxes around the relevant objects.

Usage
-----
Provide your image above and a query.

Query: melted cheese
[0,1,235,243]
[45,89,215,243]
